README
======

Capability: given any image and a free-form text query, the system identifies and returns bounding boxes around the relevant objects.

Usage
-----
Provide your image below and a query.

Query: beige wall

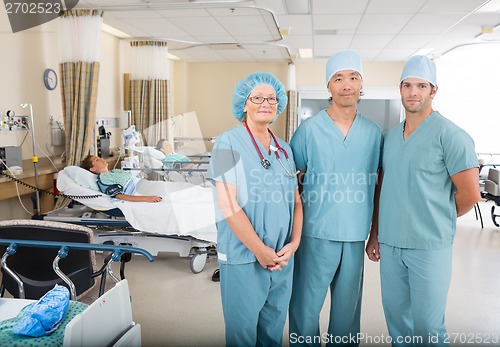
[182,61,404,141]
[0,11,122,159]
[0,13,121,220]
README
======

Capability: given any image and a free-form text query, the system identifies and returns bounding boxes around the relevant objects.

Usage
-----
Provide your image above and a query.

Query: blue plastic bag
[12,285,70,337]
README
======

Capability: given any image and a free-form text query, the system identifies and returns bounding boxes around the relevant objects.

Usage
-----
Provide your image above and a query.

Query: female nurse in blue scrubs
[209,72,303,346]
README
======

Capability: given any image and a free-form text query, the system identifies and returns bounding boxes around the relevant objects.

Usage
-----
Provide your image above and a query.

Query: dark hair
[80,154,94,171]
[156,139,168,151]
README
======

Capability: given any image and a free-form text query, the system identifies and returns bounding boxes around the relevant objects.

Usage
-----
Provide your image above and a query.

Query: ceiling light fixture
[102,24,131,39]
[284,0,311,15]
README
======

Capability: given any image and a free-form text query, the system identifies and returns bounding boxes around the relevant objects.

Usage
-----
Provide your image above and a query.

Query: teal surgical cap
[400,55,437,86]
[232,72,288,122]
[325,50,363,87]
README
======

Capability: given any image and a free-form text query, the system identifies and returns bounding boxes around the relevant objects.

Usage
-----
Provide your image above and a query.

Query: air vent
[315,30,338,35]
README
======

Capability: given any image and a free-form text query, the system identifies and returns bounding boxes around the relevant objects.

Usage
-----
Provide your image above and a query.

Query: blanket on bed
[57,168,217,243]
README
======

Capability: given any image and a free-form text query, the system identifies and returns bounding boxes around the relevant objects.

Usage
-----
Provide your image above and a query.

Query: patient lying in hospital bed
[57,160,217,244]
[155,139,192,168]
[138,143,210,186]
[54,162,217,273]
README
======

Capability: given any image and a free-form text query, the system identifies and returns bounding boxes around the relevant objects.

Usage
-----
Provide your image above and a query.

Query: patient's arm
[114,194,162,203]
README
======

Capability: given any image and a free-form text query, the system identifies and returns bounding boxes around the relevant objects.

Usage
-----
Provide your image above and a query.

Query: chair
[0,219,114,300]
[481,168,500,227]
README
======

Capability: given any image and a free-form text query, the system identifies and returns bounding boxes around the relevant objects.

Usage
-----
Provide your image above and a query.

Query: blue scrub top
[290,110,382,241]
[209,125,298,265]
[379,111,478,250]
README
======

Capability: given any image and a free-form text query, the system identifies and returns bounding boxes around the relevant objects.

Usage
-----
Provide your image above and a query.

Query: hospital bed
[45,166,217,273]
[139,146,210,186]
[482,167,500,227]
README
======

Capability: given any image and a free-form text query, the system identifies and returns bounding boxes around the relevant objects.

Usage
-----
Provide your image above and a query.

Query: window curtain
[59,9,103,166]
[127,41,171,146]
[285,61,298,142]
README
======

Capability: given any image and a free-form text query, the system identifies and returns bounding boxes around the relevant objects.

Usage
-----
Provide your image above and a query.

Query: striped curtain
[59,9,103,166]
[129,79,170,145]
[60,61,100,165]
[56,9,102,210]
[285,61,298,142]
[127,41,170,146]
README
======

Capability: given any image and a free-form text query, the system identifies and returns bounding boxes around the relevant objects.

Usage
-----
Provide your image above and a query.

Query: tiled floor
[96,200,500,346]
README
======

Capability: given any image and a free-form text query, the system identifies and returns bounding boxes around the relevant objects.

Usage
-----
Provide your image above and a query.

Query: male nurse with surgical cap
[209,72,303,346]
[289,50,382,346]
[366,55,480,346]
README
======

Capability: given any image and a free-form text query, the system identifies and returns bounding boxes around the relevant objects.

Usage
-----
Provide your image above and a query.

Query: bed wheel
[492,206,500,227]
[190,251,207,274]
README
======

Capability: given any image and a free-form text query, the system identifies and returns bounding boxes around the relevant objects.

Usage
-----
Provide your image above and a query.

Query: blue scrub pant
[289,236,364,347]
[220,259,294,347]
[380,244,453,347]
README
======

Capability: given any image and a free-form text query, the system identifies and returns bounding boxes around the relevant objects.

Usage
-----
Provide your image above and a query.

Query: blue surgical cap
[400,55,437,86]
[325,50,363,87]
[232,72,288,122]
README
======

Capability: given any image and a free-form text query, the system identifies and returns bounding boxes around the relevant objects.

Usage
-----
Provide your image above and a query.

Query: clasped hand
[256,243,296,271]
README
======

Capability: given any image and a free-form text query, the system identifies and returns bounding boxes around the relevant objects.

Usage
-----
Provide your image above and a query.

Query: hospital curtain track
[56,9,103,210]
[126,41,171,146]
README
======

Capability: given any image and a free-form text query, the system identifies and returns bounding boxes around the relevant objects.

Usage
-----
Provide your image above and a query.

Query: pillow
[63,166,99,191]
[139,146,165,161]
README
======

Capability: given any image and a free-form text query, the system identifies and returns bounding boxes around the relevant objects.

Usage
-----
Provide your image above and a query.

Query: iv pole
[21,103,42,219]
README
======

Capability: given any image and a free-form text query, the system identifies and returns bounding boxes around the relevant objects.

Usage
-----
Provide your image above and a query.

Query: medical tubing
[0,158,39,215]
[0,170,103,200]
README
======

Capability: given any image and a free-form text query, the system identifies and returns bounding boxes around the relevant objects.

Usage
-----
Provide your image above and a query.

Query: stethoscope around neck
[243,121,299,178]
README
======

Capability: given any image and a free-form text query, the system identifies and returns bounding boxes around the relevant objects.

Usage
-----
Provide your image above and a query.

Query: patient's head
[156,139,174,155]
[80,154,109,174]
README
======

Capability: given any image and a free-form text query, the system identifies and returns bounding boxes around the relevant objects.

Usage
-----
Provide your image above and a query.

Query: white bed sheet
[57,169,217,243]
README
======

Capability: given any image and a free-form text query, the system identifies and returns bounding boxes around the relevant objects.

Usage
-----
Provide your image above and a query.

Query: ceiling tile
[365,0,427,14]
[313,14,362,31]
[312,0,369,15]
[350,35,395,49]
[420,0,490,14]
[400,13,468,35]
[357,14,414,35]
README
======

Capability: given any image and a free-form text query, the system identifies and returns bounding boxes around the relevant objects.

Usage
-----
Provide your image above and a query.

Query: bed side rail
[0,239,153,300]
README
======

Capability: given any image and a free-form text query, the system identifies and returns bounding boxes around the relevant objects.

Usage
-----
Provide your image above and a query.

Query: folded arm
[452,167,481,217]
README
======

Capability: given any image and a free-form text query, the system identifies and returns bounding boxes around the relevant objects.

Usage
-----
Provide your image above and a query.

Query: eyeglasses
[248,96,278,105]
